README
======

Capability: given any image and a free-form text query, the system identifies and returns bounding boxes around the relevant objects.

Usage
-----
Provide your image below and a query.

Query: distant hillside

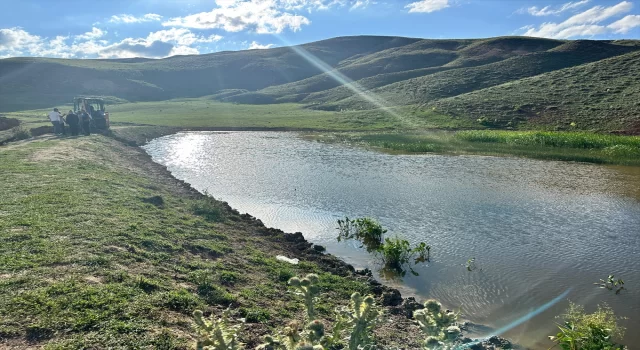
[1,35,639,133]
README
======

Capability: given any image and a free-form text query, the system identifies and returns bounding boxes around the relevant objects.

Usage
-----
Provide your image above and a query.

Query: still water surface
[144,132,640,349]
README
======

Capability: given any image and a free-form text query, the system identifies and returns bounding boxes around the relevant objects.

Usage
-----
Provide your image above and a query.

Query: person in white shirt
[48,108,66,135]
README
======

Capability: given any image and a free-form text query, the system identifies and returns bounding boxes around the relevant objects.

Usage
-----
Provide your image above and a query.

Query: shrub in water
[337,217,386,252]
[549,303,626,350]
[337,217,431,273]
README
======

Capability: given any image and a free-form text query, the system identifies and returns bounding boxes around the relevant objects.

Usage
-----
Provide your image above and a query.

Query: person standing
[48,108,62,134]
[80,109,92,136]
[66,110,80,136]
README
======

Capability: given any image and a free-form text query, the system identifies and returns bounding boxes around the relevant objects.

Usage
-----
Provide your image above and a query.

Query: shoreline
[0,130,516,349]
[121,128,517,349]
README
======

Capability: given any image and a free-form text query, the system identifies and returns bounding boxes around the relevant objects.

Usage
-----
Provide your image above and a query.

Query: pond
[144,131,640,349]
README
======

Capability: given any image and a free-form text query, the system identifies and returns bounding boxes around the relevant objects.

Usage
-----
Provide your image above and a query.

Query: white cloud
[164,0,311,33]
[0,27,41,54]
[405,0,449,13]
[0,26,221,59]
[248,41,274,49]
[524,0,590,16]
[163,0,369,33]
[147,28,223,46]
[522,1,634,38]
[75,27,106,41]
[109,13,163,24]
[350,0,374,10]
[608,14,640,33]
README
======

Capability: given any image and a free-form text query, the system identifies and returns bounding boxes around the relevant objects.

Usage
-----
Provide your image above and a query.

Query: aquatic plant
[549,303,626,350]
[466,258,476,272]
[337,217,386,252]
[414,242,431,262]
[414,299,460,349]
[595,275,625,294]
[337,217,431,273]
[193,309,244,350]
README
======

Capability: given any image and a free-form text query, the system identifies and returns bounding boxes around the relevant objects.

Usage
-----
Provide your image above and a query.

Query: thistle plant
[258,320,327,350]
[414,300,461,349]
[193,309,244,350]
[288,274,321,320]
[336,292,383,350]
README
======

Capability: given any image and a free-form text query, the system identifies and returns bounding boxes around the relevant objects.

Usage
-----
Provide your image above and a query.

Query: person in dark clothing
[80,110,92,136]
[66,110,80,136]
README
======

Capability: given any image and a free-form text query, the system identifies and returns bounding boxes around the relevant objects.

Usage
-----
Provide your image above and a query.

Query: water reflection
[144,131,640,349]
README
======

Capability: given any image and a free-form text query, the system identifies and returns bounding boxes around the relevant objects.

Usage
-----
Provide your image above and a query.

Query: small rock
[382,289,402,306]
[313,244,326,252]
[401,297,423,317]
[355,268,372,276]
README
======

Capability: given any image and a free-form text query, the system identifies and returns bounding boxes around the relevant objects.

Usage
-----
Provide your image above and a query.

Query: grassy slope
[429,50,640,133]
[2,36,640,133]
[0,36,418,112]
[0,134,422,349]
[317,41,638,111]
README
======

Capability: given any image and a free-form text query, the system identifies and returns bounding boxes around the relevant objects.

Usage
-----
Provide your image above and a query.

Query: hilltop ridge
[2,35,639,132]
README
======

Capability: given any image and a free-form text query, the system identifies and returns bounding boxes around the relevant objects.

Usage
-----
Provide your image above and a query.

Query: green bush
[337,217,431,273]
[11,125,31,141]
[240,307,271,323]
[337,217,386,252]
[549,303,626,350]
[164,289,201,313]
[219,271,240,286]
[192,198,225,222]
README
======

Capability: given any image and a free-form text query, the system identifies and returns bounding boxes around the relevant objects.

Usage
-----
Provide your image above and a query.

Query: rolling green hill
[1,35,639,133]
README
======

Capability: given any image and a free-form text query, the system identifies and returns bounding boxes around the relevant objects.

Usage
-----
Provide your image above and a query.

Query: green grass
[315,130,640,166]
[0,135,391,348]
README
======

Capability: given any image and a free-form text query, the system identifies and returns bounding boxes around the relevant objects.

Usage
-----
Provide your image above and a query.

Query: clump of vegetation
[337,217,386,252]
[256,274,382,350]
[11,124,31,141]
[455,130,640,150]
[193,309,244,350]
[466,258,477,272]
[414,300,461,349]
[549,303,626,350]
[192,197,226,222]
[595,275,625,294]
[337,217,431,274]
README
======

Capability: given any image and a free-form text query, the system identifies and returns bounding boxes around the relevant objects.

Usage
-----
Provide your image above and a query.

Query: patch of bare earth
[29,138,93,163]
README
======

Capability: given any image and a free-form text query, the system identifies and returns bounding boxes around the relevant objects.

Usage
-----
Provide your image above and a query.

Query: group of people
[48,108,92,136]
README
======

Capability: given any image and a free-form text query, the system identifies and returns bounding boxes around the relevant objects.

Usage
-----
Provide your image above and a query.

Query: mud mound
[0,117,20,131]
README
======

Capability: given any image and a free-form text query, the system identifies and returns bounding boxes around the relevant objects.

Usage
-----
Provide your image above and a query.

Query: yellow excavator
[73,97,110,130]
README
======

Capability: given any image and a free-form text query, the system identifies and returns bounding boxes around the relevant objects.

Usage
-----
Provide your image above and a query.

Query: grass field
[4,99,640,166]
[0,134,421,349]
[312,131,640,166]
[2,99,480,134]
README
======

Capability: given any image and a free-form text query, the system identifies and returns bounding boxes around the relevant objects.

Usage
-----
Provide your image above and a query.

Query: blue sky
[1,0,640,58]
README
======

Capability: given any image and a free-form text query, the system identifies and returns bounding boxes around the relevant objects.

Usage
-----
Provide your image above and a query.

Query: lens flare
[274,36,418,128]
[451,288,572,350]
